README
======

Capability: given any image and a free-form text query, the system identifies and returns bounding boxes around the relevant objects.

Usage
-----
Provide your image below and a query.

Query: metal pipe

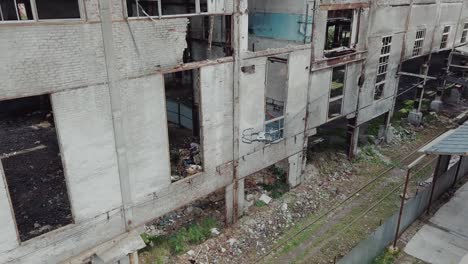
[393,167,412,248]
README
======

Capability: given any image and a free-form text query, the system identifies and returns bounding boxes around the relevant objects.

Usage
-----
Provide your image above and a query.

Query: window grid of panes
[440,26,451,49]
[461,23,468,43]
[412,29,426,57]
[374,36,392,100]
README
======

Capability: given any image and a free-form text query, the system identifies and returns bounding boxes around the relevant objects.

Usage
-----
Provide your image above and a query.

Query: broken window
[461,23,468,43]
[0,95,72,241]
[165,70,203,182]
[328,65,346,119]
[265,56,288,142]
[374,36,392,101]
[412,28,426,57]
[127,0,207,17]
[0,0,80,21]
[324,9,356,57]
[126,0,159,17]
[440,26,451,49]
[0,0,33,21]
[247,0,312,52]
[185,15,232,62]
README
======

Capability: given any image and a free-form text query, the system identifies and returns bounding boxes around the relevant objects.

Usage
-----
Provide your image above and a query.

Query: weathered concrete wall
[238,50,309,178]
[2,0,468,263]
[52,85,122,221]
[113,19,189,77]
[0,162,18,253]
[307,69,331,129]
[120,74,172,203]
[0,24,107,99]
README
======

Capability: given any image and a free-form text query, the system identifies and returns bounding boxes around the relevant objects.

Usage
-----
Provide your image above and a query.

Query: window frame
[264,57,288,143]
[0,94,75,243]
[327,65,347,120]
[412,28,426,57]
[0,0,84,23]
[440,25,451,49]
[125,0,209,19]
[374,35,392,101]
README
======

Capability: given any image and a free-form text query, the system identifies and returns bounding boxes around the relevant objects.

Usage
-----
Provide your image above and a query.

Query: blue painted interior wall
[249,12,313,42]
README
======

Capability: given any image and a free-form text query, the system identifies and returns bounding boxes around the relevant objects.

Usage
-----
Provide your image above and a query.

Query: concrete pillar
[287,152,306,188]
[378,111,394,143]
[225,178,245,225]
[408,109,423,126]
[0,162,19,252]
[346,117,359,159]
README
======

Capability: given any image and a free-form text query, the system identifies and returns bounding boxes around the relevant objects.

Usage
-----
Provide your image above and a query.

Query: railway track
[257,129,448,263]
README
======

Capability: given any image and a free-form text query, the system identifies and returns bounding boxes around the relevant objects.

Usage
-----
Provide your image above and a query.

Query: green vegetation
[353,145,388,166]
[261,166,290,199]
[393,100,414,120]
[255,200,268,207]
[373,248,400,264]
[139,217,218,263]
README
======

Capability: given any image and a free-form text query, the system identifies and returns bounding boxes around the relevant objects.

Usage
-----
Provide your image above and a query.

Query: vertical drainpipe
[98,0,133,230]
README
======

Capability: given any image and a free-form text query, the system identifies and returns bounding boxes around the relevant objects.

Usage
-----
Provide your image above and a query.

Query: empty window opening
[165,70,203,182]
[247,0,312,52]
[244,162,289,208]
[127,0,207,17]
[328,65,346,119]
[0,0,33,21]
[0,0,80,21]
[461,23,468,43]
[36,0,80,19]
[412,28,426,57]
[126,0,159,17]
[265,56,288,143]
[325,9,357,58]
[185,15,232,62]
[440,26,450,49]
[0,95,72,241]
[374,36,392,100]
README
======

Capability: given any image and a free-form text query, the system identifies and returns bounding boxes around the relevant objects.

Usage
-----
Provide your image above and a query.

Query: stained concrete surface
[404,182,468,264]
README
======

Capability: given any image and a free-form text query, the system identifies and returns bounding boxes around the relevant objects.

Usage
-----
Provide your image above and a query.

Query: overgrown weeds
[373,248,400,264]
[260,166,290,199]
[139,217,218,263]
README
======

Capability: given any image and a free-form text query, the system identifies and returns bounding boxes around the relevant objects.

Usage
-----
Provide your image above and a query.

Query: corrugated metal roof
[420,122,468,155]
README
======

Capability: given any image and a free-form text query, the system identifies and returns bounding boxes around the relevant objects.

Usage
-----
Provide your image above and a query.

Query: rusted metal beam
[427,156,442,214]
[393,154,426,248]
[319,2,369,10]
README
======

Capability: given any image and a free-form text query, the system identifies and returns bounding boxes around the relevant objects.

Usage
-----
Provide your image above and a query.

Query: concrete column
[0,162,19,253]
[346,117,359,159]
[225,178,245,225]
[288,152,306,188]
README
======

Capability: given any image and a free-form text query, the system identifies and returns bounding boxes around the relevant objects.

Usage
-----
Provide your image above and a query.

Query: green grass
[373,249,400,264]
[139,217,218,262]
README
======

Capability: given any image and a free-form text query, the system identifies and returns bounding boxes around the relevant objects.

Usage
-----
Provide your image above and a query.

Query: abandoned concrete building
[0,0,468,263]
